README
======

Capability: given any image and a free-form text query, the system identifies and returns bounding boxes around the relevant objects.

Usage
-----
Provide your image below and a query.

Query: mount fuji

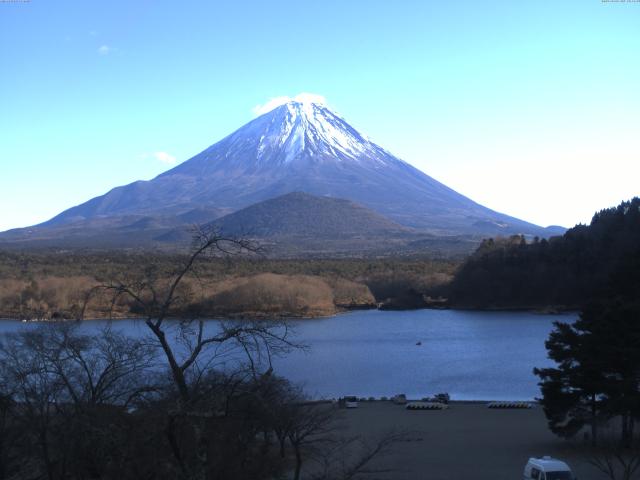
[1,99,563,251]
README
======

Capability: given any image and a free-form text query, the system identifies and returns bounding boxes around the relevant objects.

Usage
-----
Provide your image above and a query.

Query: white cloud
[294,92,326,104]
[139,151,177,165]
[97,45,111,55]
[252,92,327,116]
[252,96,291,116]
[152,151,177,165]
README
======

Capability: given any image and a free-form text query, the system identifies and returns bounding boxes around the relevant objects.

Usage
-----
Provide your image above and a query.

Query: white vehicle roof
[528,457,571,472]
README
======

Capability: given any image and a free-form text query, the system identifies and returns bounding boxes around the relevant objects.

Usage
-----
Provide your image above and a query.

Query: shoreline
[446,304,579,314]
[313,398,540,404]
[0,303,579,323]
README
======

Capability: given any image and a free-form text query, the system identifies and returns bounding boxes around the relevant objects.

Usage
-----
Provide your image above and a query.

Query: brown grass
[0,276,106,319]
[196,273,343,317]
[0,273,378,320]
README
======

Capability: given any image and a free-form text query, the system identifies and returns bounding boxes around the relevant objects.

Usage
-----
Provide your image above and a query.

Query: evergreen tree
[534,316,608,444]
[535,299,640,446]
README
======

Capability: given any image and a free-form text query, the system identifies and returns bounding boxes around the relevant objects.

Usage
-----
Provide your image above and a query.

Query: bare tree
[0,393,17,480]
[311,431,411,480]
[0,323,158,480]
[584,429,640,480]
[269,389,410,480]
[92,226,296,403]
[286,402,339,480]
[84,226,298,479]
[0,318,406,480]
[15,323,157,409]
[1,327,68,480]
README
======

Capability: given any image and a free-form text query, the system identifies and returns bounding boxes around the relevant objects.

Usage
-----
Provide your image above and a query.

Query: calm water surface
[0,309,576,401]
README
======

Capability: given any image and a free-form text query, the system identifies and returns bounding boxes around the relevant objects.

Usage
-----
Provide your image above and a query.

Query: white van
[524,456,575,480]
[344,396,359,408]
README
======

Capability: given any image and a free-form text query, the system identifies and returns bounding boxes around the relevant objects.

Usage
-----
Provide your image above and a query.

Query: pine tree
[535,298,640,446]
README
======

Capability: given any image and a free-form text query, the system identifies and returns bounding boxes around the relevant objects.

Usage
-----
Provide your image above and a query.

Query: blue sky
[1,0,639,231]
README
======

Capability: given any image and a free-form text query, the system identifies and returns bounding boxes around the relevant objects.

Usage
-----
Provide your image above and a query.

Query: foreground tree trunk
[592,393,598,446]
[293,446,303,480]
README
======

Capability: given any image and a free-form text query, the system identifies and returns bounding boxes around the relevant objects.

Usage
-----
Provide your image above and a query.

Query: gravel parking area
[333,402,598,480]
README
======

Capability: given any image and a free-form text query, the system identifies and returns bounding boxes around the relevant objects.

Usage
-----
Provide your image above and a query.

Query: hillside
[447,197,640,309]
[210,192,410,238]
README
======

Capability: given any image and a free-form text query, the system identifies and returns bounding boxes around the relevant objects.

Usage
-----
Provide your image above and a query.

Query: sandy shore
[331,402,597,480]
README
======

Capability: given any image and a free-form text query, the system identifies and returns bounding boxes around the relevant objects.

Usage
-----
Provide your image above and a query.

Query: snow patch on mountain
[229,100,398,168]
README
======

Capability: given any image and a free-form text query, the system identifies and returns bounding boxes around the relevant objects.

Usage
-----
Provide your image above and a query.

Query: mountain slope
[151,192,432,256]
[210,192,410,238]
[32,100,556,238]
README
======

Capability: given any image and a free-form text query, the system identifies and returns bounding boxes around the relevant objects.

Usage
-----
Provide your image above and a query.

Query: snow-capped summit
[251,92,328,115]
[34,97,555,238]
[189,100,392,170]
[256,101,377,163]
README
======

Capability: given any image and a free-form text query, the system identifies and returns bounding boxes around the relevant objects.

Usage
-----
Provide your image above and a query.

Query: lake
[0,309,576,401]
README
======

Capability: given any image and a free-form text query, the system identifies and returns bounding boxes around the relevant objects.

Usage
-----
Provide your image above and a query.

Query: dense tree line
[532,200,640,478]
[449,197,640,309]
[0,251,457,283]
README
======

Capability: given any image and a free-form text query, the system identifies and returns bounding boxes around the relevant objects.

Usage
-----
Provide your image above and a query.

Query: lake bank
[0,301,579,322]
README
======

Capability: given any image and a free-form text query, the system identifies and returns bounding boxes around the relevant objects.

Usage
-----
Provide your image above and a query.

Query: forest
[448,198,640,310]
